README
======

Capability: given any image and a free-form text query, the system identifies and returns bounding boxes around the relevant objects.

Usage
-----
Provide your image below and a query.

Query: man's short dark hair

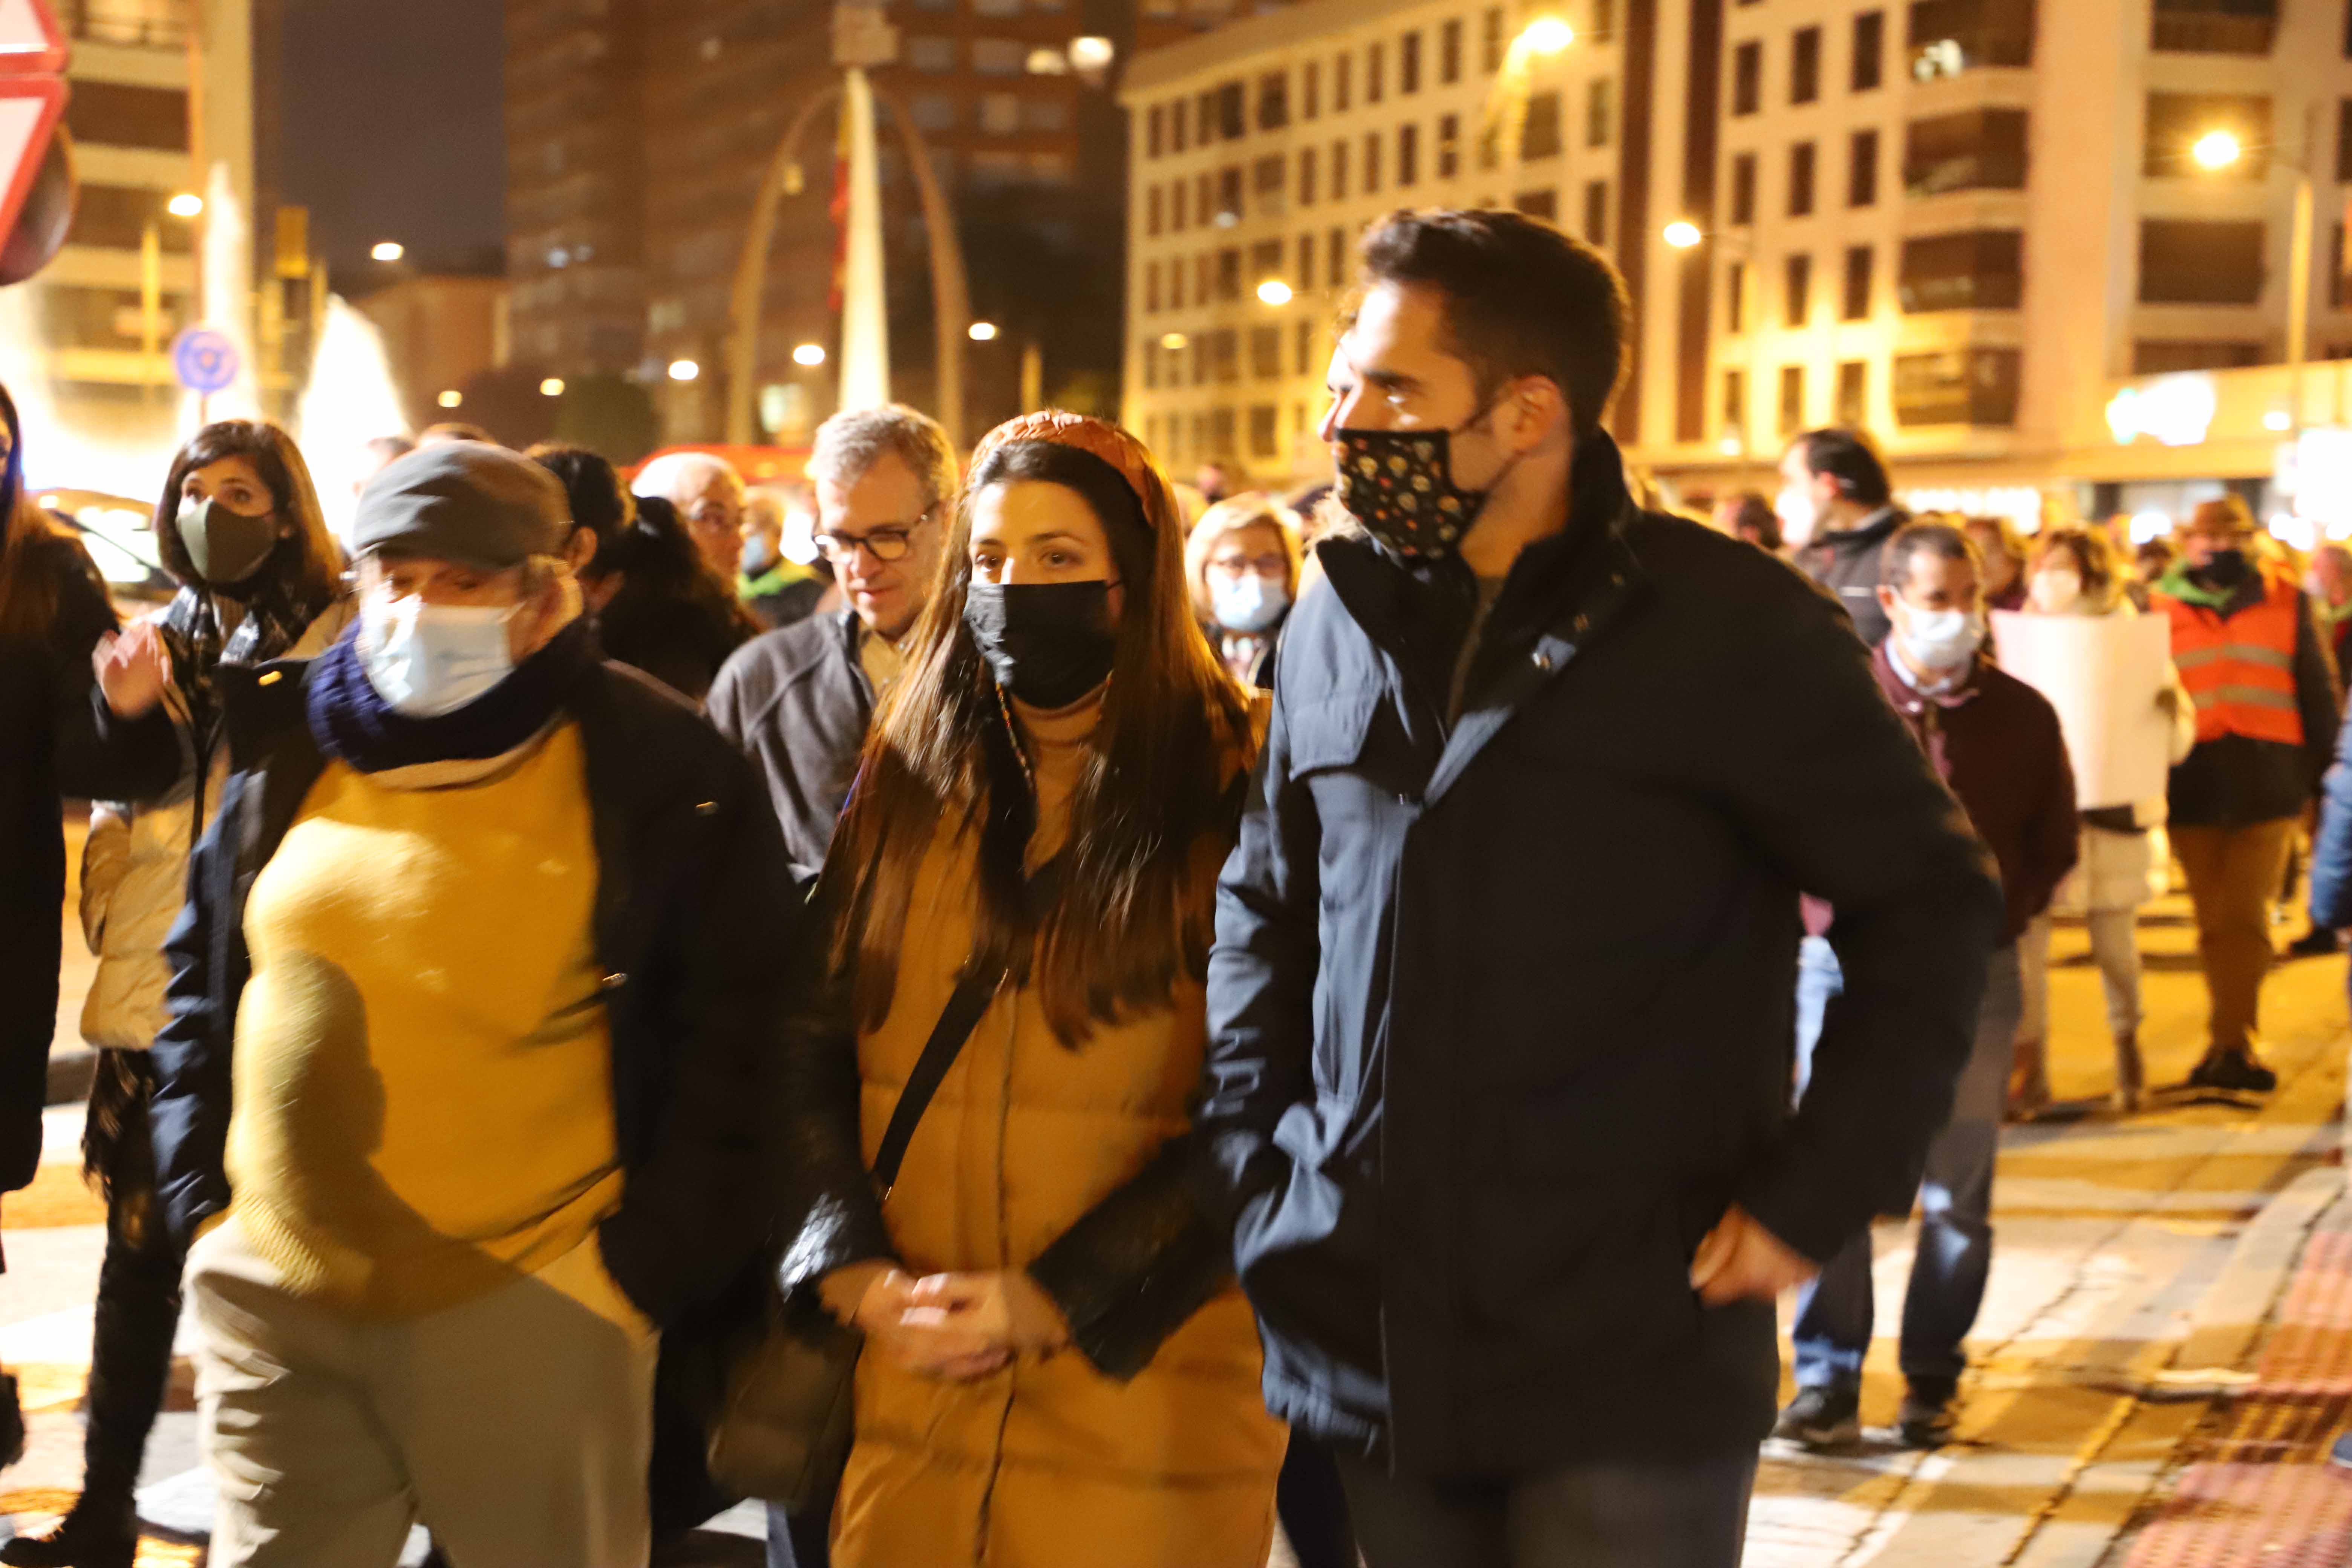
[1793,428,1892,508]
[1358,208,1630,439]
[1882,519,1981,589]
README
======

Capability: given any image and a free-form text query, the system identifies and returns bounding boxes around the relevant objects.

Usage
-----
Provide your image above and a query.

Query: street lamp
[1068,35,1114,71]
[968,320,1000,342]
[1484,16,1575,189]
[669,359,701,382]
[371,240,405,263]
[2191,130,2242,172]
[1256,279,1294,306]
[540,377,565,397]
[1662,220,1704,250]
[166,192,203,219]
[437,389,463,409]
[792,343,827,367]
[2194,115,2314,432]
[1519,16,1575,55]
[1160,332,1188,351]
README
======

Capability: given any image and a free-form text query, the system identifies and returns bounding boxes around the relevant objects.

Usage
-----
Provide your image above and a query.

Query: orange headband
[968,410,1168,525]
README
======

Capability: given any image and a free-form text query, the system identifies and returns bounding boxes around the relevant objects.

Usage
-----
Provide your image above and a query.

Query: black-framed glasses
[813,507,936,564]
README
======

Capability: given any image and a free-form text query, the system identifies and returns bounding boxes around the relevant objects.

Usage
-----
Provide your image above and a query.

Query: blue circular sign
[171,328,240,394]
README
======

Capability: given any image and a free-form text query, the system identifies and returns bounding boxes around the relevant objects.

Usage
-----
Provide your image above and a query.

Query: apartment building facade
[1123,0,2352,525]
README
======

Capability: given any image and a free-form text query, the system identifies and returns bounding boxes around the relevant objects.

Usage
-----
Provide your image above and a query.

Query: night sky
[276,0,506,282]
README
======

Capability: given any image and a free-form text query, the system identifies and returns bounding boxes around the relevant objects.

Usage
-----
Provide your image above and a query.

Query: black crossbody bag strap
[867,857,1065,1201]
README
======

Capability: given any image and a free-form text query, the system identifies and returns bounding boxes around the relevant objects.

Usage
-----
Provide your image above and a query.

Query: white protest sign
[1992,611,2173,810]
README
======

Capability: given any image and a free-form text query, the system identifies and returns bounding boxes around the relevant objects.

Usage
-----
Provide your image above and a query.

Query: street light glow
[2265,409,2293,431]
[166,193,203,219]
[2192,130,2242,170]
[968,321,1000,342]
[1161,332,1189,350]
[436,389,463,409]
[1662,220,1704,249]
[540,377,565,397]
[1519,17,1575,55]
[1026,48,1069,75]
[371,241,405,262]
[1069,35,1115,70]
[791,343,827,367]
[668,359,701,382]
[1256,279,1294,306]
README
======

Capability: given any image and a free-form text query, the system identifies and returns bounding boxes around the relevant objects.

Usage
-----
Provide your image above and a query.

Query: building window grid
[1439,113,1461,179]
[1483,6,1505,72]
[1299,145,1319,204]
[1368,41,1386,103]
[1792,26,1821,104]
[1441,18,1463,84]
[1402,31,1422,94]
[1365,130,1384,192]
[1853,11,1884,91]
[1842,244,1872,318]
[1583,178,1608,245]
[1790,141,1816,217]
[1587,78,1614,148]
[1785,252,1811,326]
[1730,152,1756,225]
[1399,122,1421,185]
[1732,41,1761,116]
[1726,260,1746,332]
[1849,129,1879,207]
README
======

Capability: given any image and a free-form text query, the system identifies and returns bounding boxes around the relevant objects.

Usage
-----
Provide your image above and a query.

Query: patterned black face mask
[1334,406,1503,562]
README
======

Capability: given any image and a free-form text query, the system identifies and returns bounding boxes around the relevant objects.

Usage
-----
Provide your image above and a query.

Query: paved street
[5,875,2348,1566]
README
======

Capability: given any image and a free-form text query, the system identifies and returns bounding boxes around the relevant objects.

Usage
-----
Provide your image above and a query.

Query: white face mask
[1774,484,1820,550]
[2028,568,2082,614]
[1211,573,1290,634]
[360,597,517,717]
[1898,603,1986,673]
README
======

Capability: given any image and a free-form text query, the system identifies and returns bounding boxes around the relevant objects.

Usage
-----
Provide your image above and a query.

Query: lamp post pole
[2287,102,2316,434]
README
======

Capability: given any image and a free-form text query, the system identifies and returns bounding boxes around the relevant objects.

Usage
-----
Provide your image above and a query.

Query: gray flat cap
[352,442,571,568]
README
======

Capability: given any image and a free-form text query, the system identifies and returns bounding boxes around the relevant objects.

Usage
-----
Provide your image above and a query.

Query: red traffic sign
[0,0,65,74]
[0,0,66,270]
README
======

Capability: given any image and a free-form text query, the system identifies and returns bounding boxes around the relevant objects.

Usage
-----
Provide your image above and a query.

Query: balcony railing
[55,0,190,50]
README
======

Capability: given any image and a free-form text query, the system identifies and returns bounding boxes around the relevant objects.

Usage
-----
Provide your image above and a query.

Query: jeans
[1333,1449,1755,1568]
[1790,938,2023,1392]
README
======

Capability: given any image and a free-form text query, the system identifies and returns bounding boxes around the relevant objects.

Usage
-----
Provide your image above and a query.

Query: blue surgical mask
[1211,573,1289,634]
[359,598,517,717]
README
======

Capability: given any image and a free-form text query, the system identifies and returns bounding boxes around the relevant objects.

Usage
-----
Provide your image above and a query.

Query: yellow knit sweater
[225,722,623,1318]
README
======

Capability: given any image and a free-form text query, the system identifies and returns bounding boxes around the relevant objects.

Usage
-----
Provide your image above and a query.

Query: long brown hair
[152,420,343,601]
[826,412,1253,1046]
[0,379,70,644]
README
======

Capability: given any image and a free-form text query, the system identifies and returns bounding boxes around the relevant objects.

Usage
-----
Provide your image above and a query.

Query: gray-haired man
[707,403,957,884]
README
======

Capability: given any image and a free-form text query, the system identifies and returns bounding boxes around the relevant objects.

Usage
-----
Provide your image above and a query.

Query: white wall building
[1122,0,2352,528]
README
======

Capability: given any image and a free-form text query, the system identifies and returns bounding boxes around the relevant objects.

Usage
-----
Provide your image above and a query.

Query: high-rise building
[504,0,1255,452]
[1121,0,2352,529]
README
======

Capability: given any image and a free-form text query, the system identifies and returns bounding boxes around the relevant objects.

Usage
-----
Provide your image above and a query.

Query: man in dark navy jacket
[1198,210,2003,1568]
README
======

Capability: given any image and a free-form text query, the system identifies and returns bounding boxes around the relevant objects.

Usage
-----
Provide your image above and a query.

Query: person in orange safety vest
[2150,496,2340,1095]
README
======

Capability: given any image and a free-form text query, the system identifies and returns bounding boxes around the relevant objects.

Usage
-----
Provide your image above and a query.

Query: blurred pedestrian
[1965,515,2029,613]
[592,493,758,702]
[415,421,495,447]
[2151,496,2341,1093]
[1782,427,1902,646]
[1207,210,1999,1567]
[2307,543,2352,678]
[737,488,827,631]
[4,420,354,1568]
[1778,521,2074,1452]
[1185,493,1302,688]
[0,383,180,1491]
[524,440,628,613]
[2006,528,2195,1118]
[1195,459,1234,505]
[710,403,957,890]
[150,441,793,1568]
[773,412,1284,1568]
[1713,490,1783,554]
[636,451,749,584]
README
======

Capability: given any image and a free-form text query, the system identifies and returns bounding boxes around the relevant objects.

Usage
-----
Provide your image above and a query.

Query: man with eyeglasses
[708,404,957,885]
[634,451,750,585]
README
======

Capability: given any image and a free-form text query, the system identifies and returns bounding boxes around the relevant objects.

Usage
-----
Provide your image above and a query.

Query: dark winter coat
[1792,505,1902,648]
[1199,435,2002,1477]
[146,652,798,1327]
[2304,706,2352,932]
[1870,646,2078,941]
[0,531,178,1193]
[707,609,873,885]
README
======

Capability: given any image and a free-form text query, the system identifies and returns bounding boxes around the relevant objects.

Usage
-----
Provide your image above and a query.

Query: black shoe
[0,1506,137,1568]
[2185,1052,2278,1094]
[2289,928,2341,958]
[1773,1385,1861,1449]
[1896,1381,1958,1449]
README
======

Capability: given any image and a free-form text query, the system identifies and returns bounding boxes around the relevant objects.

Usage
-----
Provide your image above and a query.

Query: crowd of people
[1,203,2349,1568]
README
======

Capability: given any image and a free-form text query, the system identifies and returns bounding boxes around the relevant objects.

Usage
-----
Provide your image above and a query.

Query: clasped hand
[822,1263,1070,1381]
[92,623,171,718]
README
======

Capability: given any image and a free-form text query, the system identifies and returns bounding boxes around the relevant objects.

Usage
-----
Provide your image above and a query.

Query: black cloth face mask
[178,497,279,587]
[1333,401,1511,562]
[964,580,1117,709]
[2195,548,2251,590]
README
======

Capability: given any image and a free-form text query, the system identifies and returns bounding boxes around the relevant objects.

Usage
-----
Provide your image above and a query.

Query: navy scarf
[308,614,597,774]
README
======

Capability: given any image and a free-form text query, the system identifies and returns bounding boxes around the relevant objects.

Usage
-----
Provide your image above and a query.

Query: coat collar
[1313,431,1652,805]
[1871,640,1984,712]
